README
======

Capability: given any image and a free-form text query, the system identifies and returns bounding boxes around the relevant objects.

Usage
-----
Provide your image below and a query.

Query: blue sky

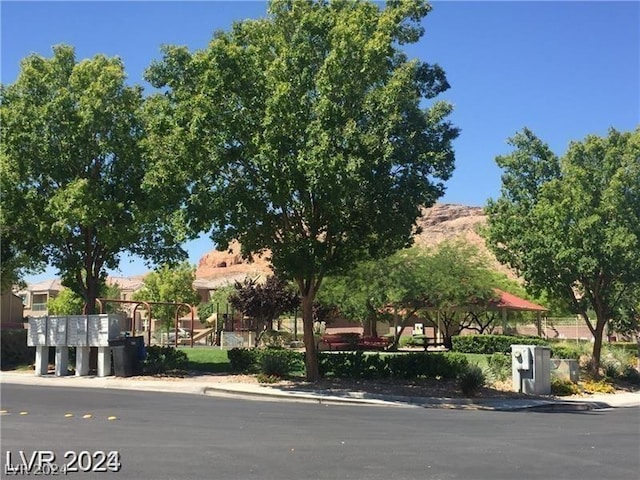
[2,1,638,282]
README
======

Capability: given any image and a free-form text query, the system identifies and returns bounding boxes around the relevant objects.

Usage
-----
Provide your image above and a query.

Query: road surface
[1,384,638,479]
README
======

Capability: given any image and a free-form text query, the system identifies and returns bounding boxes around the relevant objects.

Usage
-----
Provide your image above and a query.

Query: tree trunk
[590,313,607,376]
[84,275,100,315]
[301,289,319,382]
[388,311,401,351]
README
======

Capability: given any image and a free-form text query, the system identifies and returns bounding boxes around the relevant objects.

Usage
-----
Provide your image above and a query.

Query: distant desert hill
[195,241,272,286]
[195,204,517,283]
[413,203,517,280]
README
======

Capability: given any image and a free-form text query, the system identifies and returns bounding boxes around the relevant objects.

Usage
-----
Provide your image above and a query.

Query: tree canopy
[48,283,123,316]
[144,0,458,380]
[320,241,500,349]
[133,261,200,333]
[229,275,299,346]
[0,45,187,312]
[484,127,640,373]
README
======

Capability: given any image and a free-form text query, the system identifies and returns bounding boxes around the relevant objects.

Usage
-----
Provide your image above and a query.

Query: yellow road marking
[19,411,28,415]
[83,414,93,419]
[107,416,117,421]
[65,413,74,418]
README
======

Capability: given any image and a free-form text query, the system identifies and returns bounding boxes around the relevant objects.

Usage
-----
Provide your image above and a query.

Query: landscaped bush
[458,364,486,396]
[548,343,585,361]
[259,330,294,348]
[596,347,637,380]
[144,346,188,374]
[227,348,258,373]
[259,348,304,377]
[227,347,304,376]
[405,335,429,349]
[452,335,548,355]
[581,379,616,394]
[318,352,468,380]
[318,351,380,379]
[620,365,640,385]
[1,329,35,369]
[551,377,580,396]
[487,353,511,382]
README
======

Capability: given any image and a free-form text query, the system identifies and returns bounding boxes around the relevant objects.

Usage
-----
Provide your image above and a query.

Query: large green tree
[484,127,640,374]
[0,152,46,291]
[1,45,186,312]
[133,261,200,336]
[144,0,458,380]
[319,246,433,349]
[48,282,124,315]
[320,242,499,349]
[417,241,499,349]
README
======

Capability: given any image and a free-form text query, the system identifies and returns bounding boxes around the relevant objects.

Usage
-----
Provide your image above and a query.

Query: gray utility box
[511,344,551,395]
[551,358,580,383]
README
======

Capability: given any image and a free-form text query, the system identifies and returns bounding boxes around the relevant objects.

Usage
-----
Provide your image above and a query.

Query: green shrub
[602,360,622,379]
[227,347,304,376]
[319,352,468,380]
[259,330,294,348]
[550,343,586,361]
[259,348,303,377]
[487,353,511,382]
[551,377,580,396]
[598,348,636,379]
[452,335,548,355]
[458,364,486,396]
[1,329,35,369]
[620,365,640,384]
[405,335,428,349]
[227,348,258,373]
[319,351,375,379]
[143,346,188,374]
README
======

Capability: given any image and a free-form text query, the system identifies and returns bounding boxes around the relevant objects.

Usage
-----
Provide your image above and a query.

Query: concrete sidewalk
[2,371,639,411]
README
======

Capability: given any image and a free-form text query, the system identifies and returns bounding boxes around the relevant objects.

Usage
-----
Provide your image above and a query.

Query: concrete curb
[202,385,403,406]
[2,372,637,411]
[199,385,610,411]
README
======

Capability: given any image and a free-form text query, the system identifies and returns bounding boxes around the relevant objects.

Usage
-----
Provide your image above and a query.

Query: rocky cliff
[195,241,272,281]
[195,204,516,281]
[413,203,517,279]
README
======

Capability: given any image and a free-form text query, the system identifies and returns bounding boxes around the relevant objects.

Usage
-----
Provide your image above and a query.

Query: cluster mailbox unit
[28,315,123,377]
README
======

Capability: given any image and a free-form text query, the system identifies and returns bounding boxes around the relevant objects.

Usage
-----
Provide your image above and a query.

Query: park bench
[319,333,358,351]
[358,336,391,350]
[319,333,391,351]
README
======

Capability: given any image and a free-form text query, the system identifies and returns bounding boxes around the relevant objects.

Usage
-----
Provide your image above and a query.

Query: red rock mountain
[195,204,515,281]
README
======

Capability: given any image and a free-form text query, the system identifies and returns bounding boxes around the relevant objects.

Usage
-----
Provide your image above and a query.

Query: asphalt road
[1,384,638,480]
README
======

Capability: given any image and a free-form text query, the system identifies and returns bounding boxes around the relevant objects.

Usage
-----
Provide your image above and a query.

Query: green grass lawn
[178,347,230,373]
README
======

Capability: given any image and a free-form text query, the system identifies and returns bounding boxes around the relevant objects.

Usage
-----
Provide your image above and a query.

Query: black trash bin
[109,337,143,377]
[133,336,146,375]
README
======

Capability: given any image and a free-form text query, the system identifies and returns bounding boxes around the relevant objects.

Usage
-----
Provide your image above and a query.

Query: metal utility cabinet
[511,344,551,395]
